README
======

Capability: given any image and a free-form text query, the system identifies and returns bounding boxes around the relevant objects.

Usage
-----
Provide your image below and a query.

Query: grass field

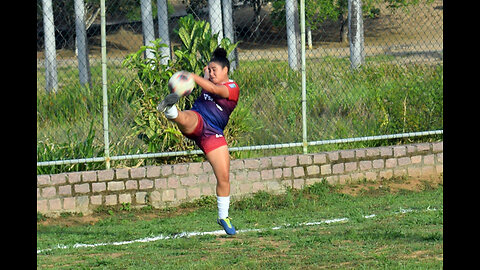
[37,177,443,269]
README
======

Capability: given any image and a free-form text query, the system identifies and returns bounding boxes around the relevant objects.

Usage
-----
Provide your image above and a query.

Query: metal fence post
[286,0,300,70]
[300,0,307,154]
[348,0,365,69]
[157,0,171,65]
[41,0,58,93]
[209,0,223,44]
[140,0,155,60]
[100,0,110,169]
[74,0,92,87]
[222,0,237,71]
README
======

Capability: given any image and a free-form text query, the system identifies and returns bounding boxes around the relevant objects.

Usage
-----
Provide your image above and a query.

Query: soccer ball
[168,71,195,97]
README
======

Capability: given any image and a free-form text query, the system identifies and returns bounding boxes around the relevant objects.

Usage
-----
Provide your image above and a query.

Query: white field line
[37,207,440,254]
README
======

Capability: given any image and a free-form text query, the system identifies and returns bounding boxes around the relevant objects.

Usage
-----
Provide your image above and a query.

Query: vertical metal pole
[209,0,223,44]
[222,0,237,70]
[286,0,299,70]
[140,0,155,60]
[300,0,307,154]
[157,0,171,65]
[74,0,92,87]
[42,0,58,93]
[100,0,110,169]
[348,0,365,69]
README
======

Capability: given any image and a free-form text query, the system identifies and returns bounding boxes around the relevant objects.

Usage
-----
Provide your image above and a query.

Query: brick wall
[37,142,443,217]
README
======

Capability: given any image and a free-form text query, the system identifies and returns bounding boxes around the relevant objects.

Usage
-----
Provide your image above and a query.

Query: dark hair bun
[213,47,227,59]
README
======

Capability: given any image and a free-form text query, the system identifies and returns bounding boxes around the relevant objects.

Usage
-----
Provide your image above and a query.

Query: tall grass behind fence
[36,0,443,174]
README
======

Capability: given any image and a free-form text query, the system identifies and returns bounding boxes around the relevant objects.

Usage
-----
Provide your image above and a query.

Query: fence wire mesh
[36,0,443,173]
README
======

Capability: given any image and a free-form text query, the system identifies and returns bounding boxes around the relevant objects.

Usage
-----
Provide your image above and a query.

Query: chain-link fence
[37,0,443,173]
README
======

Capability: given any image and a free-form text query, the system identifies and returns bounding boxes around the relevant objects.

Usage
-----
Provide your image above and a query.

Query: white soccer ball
[168,71,195,97]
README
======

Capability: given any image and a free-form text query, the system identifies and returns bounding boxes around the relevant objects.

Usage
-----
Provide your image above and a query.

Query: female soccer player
[157,48,239,235]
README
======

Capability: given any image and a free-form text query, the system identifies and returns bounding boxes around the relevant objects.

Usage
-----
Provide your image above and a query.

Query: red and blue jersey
[191,80,240,134]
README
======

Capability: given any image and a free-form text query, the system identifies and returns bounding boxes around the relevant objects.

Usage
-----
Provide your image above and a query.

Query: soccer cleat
[217,217,236,235]
[157,93,180,112]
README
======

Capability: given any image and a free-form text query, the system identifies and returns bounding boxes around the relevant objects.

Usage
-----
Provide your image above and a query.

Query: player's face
[207,62,228,84]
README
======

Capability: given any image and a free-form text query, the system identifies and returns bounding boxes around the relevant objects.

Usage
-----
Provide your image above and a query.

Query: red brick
[91,195,103,205]
[63,197,75,210]
[176,189,187,200]
[58,185,72,196]
[125,180,138,190]
[161,165,173,176]
[82,171,97,182]
[41,187,56,198]
[259,157,272,168]
[293,167,305,178]
[187,187,201,199]
[313,153,327,164]
[74,183,90,194]
[51,173,67,184]
[67,172,82,184]
[393,146,407,157]
[146,166,161,178]
[105,195,117,205]
[37,200,48,212]
[163,190,175,201]
[188,163,204,175]
[345,162,357,172]
[373,159,384,169]
[139,179,154,189]
[119,194,131,204]
[252,182,264,192]
[155,178,167,189]
[230,159,245,170]
[306,165,319,176]
[285,155,298,166]
[180,176,197,186]
[97,170,114,181]
[271,156,285,167]
[167,176,179,188]
[107,181,125,191]
[115,168,129,179]
[293,179,304,189]
[261,169,273,180]
[424,154,435,165]
[299,155,312,165]
[340,150,355,159]
[37,175,50,186]
[247,171,261,181]
[49,199,61,210]
[359,160,372,171]
[131,167,146,179]
[320,164,331,175]
[245,159,260,169]
[332,163,344,174]
[92,182,106,193]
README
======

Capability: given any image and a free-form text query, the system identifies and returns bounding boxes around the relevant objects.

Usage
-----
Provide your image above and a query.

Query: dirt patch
[336,176,443,197]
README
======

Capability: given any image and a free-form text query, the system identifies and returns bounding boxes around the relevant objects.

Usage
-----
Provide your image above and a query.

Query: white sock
[217,196,230,219]
[164,105,178,119]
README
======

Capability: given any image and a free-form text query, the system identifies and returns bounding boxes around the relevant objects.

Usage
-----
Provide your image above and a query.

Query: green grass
[37,179,443,269]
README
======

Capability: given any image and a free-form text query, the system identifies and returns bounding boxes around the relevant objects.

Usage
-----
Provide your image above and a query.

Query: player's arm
[191,73,229,99]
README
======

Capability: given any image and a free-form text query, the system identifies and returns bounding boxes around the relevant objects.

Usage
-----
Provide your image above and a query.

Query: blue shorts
[183,111,227,154]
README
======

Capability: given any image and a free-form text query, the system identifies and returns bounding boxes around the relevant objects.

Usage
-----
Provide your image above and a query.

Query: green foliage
[122,15,240,156]
[122,39,196,155]
[173,14,238,75]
